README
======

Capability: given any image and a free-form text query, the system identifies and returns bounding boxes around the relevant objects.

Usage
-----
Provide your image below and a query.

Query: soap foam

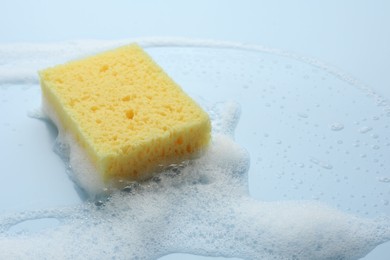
[0,101,389,259]
[41,97,105,196]
[1,39,390,259]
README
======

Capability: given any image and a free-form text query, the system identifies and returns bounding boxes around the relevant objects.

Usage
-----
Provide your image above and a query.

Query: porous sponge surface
[39,44,211,183]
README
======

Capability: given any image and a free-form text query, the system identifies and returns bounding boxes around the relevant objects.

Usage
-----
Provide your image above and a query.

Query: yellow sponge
[39,44,211,185]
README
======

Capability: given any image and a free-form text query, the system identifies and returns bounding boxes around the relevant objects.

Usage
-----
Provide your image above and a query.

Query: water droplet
[377,177,390,183]
[371,134,379,139]
[310,157,333,170]
[330,122,344,131]
[371,145,380,150]
[298,113,308,118]
[359,126,372,134]
[297,163,305,168]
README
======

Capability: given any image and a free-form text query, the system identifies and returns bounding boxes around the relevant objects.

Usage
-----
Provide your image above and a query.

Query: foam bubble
[0,102,389,259]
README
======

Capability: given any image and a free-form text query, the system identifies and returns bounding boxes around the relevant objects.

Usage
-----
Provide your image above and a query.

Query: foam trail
[0,136,388,259]
[1,39,390,259]
[0,103,389,259]
[0,37,388,99]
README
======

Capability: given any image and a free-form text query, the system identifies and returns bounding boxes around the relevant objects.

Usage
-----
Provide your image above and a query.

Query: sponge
[39,44,211,188]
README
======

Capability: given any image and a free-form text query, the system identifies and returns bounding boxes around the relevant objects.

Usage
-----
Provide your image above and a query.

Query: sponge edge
[39,44,211,194]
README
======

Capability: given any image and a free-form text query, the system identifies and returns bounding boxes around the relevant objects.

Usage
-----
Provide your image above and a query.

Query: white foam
[41,97,106,196]
[1,39,390,259]
[0,101,389,259]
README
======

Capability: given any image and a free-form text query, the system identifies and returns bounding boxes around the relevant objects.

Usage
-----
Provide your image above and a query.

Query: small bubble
[152,176,161,183]
[372,145,380,150]
[330,122,344,131]
[337,140,343,145]
[376,99,388,106]
[94,200,104,207]
[122,182,140,193]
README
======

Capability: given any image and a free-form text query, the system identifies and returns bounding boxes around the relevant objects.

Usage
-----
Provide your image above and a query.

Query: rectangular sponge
[39,44,211,186]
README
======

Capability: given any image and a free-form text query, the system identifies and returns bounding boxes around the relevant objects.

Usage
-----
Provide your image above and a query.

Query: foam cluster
[0,102,389,259]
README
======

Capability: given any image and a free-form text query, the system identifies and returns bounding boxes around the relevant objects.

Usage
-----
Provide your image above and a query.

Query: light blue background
[1,0,389,100]
[1,1,389,259]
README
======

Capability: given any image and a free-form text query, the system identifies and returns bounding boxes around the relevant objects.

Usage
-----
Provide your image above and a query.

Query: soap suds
[1,101,389,259]
[42,98,105,196]
[1,39,390,259]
